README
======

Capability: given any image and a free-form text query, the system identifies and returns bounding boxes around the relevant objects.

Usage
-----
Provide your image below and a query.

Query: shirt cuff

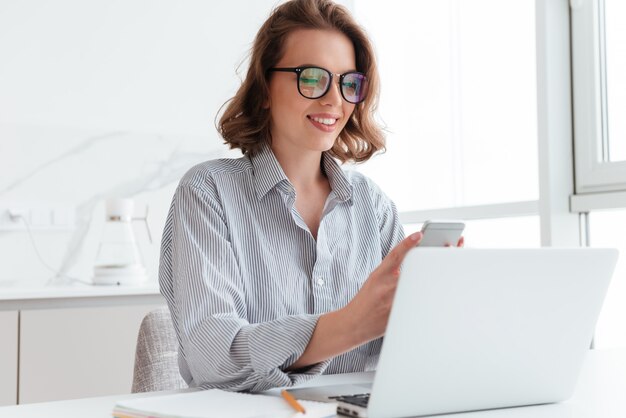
[244,314,330,389]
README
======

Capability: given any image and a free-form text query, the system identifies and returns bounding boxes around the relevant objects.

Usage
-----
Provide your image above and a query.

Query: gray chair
[131,307,188,393]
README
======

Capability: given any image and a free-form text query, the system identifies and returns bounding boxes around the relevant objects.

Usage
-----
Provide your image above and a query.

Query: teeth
[310,116,337,125]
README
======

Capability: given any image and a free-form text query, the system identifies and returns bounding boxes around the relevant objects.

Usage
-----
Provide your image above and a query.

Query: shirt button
[316,278,325,286]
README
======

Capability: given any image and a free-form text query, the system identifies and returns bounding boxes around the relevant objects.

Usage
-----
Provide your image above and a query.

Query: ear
[263,97,270,109]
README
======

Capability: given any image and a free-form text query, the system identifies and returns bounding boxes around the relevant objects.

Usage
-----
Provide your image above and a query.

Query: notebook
[112,388,337,418]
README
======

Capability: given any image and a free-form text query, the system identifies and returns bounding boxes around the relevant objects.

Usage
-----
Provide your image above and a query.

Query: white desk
[1,349,624,418]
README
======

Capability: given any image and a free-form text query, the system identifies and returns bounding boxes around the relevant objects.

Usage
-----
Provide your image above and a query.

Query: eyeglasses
[267,66,369,104]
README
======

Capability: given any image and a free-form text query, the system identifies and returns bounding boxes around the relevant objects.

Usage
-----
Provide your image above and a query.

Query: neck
[270,143,326,188]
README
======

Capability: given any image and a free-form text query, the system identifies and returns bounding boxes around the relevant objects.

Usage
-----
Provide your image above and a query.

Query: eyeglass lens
[299,67,368,104]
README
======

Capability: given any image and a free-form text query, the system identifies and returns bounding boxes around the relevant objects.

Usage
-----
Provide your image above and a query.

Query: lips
[307,113,342,132]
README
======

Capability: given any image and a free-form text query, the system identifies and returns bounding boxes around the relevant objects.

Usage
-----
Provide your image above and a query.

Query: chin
[310,138,337,153]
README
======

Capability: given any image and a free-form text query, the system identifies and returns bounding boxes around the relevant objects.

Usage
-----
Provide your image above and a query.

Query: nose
[320,77,343,106]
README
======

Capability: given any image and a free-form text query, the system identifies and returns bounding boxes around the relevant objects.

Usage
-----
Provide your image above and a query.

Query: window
[604,0,626,162]
[572,0,626,194]
[353,0,538,212]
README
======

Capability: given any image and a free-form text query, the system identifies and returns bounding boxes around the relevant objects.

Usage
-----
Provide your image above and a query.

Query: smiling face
[267,29,357,157]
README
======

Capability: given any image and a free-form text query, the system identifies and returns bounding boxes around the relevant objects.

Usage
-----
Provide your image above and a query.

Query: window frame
[571,0,626,195]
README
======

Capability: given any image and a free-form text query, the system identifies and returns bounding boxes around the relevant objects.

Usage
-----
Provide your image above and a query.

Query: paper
[113,389,337,418]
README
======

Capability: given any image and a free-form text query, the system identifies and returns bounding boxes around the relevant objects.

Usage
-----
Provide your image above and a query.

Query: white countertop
[0,280,160,300]
[0,280,163,309]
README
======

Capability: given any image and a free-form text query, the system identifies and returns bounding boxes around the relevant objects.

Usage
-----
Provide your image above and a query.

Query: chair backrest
[131,307,187,393]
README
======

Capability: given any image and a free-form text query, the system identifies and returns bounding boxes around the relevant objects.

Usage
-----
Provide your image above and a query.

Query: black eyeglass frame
[267,66,368,104]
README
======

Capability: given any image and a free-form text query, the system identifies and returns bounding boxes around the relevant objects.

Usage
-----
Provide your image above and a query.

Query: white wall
[0,0,280,284]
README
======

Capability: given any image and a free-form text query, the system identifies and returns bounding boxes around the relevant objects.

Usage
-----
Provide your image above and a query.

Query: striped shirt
[159,143,404,392]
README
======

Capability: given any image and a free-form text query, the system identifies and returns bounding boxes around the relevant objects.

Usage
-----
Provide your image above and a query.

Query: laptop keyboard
[330,393,370,408]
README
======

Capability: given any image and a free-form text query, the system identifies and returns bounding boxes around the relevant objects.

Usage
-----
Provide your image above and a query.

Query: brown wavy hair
[217,0,385,163]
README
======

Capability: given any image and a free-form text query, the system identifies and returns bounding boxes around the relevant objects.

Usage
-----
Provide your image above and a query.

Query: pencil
[281,389,307,414]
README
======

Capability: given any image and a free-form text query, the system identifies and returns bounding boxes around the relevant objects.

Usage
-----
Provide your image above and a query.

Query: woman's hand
[339,231,423,345]
[291,231,461,369]
[450,236,464,247]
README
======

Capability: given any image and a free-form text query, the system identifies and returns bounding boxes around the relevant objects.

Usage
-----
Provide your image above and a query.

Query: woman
[159,0,426,392]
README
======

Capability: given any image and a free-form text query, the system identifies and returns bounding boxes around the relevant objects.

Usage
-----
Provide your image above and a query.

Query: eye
[301,68,327,86]
[342,81,357,92]
[300,75,319,85]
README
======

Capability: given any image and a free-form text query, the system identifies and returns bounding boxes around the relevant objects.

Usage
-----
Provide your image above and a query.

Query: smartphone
[418,220,465,247]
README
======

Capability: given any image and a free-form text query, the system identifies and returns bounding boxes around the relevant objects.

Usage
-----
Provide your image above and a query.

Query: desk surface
[2,349,625,418]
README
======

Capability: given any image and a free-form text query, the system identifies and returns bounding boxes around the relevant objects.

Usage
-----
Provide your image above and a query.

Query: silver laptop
[290,248,618,418]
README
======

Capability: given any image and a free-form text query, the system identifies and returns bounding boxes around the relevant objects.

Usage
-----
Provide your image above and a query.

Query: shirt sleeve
[165,183,331,392]
[367,179,405,257]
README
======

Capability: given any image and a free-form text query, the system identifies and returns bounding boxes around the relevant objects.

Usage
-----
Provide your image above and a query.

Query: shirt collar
[249,143,353,202]
[321,152,353,203]
[250,143,291,200]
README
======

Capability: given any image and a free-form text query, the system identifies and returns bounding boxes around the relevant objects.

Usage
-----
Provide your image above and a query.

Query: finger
[457,236,465,248]
[384,232,422,271]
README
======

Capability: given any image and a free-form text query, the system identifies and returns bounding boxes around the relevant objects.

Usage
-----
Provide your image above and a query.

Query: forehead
[277,29,356,72]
